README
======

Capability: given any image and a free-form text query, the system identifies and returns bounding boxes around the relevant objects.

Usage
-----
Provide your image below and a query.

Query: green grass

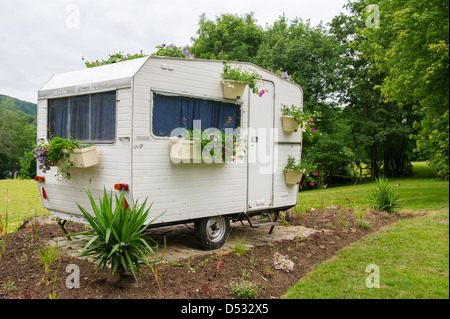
[284,162,449,299]
[282,209,449,299]
[0,179,48,232]
[297,162,449,214]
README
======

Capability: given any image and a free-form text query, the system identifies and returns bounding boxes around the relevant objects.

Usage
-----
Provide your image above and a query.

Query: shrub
[72,189,163,281]
[367,176,402,214]
[356,219,371,230]
[229,278,260,299]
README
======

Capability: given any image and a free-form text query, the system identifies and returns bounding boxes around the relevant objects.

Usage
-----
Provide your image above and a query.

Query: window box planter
[169,137,201,162]
[69,145,99,168]
[222,80,247,100]
[284,170,303,185]
[282,115,300,132]
[58,145,99,168]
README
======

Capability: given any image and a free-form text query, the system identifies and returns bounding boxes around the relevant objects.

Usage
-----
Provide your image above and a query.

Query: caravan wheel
[195,215,230,250]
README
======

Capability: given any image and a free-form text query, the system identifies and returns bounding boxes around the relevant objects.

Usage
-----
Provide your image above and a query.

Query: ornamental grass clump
[367,176,402,214]
[71,189,163,281]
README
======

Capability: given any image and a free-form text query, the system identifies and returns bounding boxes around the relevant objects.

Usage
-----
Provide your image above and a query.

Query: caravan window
[152,93,241,137]
[47,91,116,143]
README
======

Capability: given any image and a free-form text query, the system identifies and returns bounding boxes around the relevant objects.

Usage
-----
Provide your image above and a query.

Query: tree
[190,12,264,61]
[358,0,449,178]
[330,0,417,178]
[0,97,36,178]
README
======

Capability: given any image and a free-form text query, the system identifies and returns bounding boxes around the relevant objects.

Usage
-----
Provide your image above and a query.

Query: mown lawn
[284,162,449,299]
[0,179,47,232]
[282,209,449,299]
[296,162,449,214]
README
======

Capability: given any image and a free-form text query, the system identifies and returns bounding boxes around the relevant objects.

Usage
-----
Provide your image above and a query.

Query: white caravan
[35,56,303,249]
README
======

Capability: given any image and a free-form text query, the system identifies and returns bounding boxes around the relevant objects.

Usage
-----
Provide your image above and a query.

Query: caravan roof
[38,56,149,99]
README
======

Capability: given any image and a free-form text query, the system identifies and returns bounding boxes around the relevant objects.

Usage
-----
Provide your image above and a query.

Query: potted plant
[170,117,244,164]
[34,137,98,180]
[221,63,262,100]
[284,155,304,185]
[280,104,303,132]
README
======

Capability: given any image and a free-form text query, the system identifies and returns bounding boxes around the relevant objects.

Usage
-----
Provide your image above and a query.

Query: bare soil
[0,208,407,300]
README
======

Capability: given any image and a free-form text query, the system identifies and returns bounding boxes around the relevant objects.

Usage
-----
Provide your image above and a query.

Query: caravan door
[247,81,275,210]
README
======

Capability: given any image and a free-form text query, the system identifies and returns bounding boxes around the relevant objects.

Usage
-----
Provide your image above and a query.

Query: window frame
[47,90,117,144]
[149,89,243,140]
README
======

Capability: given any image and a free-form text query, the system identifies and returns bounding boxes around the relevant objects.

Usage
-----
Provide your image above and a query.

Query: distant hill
[0,94,37,116]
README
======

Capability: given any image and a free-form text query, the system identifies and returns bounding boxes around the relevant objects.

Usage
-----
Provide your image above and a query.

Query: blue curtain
[47,91,116,143]
[48,98,69,139]
[152,93,241,137]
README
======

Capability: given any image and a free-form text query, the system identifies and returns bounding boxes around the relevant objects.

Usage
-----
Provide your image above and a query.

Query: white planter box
[169,137,201,163]
[222,80,247,100]
[69,145,99,168]
[284,170,303,185]
[282,116,300,132]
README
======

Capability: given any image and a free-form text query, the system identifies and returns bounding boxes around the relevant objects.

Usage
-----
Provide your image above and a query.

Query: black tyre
[194,215,230,250]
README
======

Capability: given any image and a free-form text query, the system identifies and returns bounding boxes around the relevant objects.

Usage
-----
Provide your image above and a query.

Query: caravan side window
[48,91,116,143]
[152,93,241,137]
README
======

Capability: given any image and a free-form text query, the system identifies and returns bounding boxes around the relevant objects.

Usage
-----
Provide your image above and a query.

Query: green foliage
[0,94,36,116]
[190,13,264,61]
[0,96,36,179]
[284,155,302,172]
[330,1,417,179]
[357,0,449,178]
[229,278,260,299]
[281,104,318,141]
[180,116,243,163]
[221,63,262,95]
[33,137,84,180]
[151,44,193,58]
[82,51,148,68]
[72,189,163,281]
[36,243,62,276]
[367,176,402,214]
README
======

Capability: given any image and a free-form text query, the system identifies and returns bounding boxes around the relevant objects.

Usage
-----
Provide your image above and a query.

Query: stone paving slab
[49,222,318,262]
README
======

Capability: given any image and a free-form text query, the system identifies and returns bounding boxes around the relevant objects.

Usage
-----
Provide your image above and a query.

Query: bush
[367,176,402,214]
[229,278,260,299]
[72,189,163,281]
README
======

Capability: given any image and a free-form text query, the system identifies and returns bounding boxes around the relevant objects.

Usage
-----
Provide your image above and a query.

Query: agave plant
[367,176,402,214]
[71,189,163,281]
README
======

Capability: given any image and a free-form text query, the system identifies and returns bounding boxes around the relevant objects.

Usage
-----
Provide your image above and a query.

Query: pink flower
[309,118,313,123]
[310,181,315,186]
[50,162,54,166]
[313,171,318,176]
[311,128,316,133]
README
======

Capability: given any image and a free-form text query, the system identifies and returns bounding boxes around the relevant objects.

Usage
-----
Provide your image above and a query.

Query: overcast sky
[0,0,349,104]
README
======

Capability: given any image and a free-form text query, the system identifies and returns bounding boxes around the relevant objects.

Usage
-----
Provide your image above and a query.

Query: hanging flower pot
[221,63,261,100]
[284,170,303,185]
[282,115,300,132]
[222,80,247,100]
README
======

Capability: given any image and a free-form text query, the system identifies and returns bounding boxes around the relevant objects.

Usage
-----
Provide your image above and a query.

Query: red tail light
[42,188,47,200]
[122,198,129,211]
[114,183,129,191]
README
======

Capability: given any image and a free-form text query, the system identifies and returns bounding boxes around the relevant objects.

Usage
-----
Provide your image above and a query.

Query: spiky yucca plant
[367,176,402,214]
[72,189,162,281]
